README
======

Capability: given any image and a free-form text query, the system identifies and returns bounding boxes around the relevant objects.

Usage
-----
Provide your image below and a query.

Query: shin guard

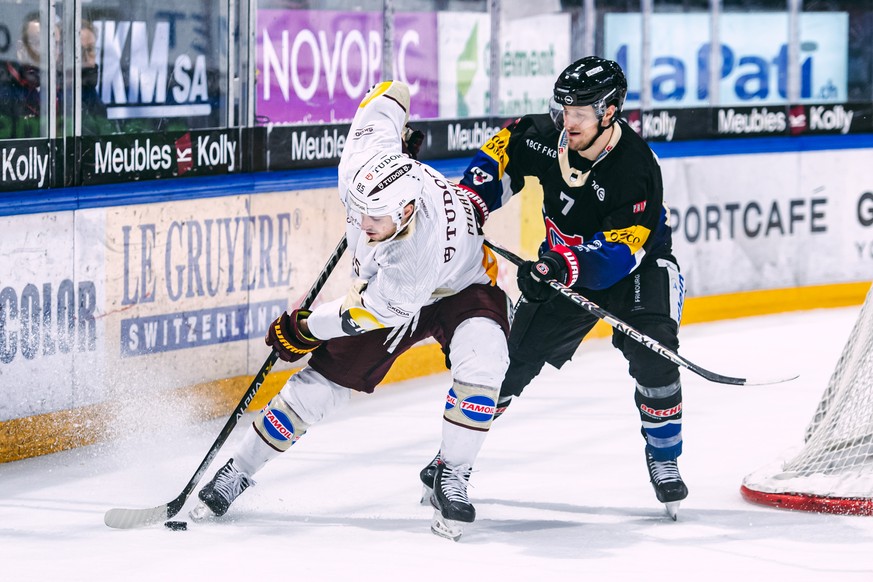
[253,395,310,452]
[443,380,498,432]
[635,380,683,461]
[494,395,513,420]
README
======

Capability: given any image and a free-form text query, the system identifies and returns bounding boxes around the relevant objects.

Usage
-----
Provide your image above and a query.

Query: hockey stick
[484,240,796,386]
[104,235,348,529]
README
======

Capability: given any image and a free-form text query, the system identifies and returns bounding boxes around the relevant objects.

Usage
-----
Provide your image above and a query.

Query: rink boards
[1,145,871,461]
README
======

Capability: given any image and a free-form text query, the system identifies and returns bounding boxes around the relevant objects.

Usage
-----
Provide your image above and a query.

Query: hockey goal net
[741,284,873,515]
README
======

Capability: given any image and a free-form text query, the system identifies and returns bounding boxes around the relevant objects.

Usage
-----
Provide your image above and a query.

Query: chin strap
[378,205,418,244]
[588,121,611,146]
[557,130,593,187]
[557,121,623,188]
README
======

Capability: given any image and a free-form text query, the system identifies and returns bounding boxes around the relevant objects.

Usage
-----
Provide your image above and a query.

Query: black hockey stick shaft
[105,235,348,528]
[166,234,348,512]
[485,239,795,386]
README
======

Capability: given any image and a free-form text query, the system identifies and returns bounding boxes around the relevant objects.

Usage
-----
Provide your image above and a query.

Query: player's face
[359,202,414,242]
[360,213,397,242]
[562,105,603,151]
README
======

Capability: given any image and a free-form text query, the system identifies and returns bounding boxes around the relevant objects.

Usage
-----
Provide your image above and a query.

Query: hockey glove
[265,310,323,363]
[402,126,424,160]
[517,251,568,303]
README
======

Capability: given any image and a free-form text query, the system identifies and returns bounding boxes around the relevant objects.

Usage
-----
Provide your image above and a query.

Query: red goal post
[741,283,873,516]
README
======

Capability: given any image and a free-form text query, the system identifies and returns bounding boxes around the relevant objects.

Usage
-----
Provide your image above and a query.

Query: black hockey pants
[500,257,683,399]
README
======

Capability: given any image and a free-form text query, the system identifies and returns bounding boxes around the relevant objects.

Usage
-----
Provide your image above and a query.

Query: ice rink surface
[4,306,873,580]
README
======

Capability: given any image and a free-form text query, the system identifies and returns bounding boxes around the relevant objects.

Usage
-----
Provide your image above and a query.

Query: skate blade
[188,502,216,522]
[430,509,464,542]
[420,483,433,505]
[664,501,680,521]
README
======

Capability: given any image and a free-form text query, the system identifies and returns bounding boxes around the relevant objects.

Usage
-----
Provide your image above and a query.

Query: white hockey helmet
[347,152,423,230]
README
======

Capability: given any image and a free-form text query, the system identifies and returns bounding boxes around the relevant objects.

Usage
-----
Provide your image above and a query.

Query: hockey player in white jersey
[191,81,510,541]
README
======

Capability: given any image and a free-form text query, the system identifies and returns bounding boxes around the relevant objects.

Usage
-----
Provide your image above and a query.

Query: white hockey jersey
[307,81,497,341]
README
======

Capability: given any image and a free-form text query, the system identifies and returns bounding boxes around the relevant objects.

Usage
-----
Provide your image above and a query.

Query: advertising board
[256,10,439,124]
[437,12,570,118]
[664,149,873,296]
[605,12,849,109]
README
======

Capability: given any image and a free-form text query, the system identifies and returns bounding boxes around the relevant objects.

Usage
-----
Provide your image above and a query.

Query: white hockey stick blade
[734,373,799,386]
[104,504,170,529]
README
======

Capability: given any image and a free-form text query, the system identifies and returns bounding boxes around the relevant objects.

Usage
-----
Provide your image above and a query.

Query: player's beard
[572,122,609,153]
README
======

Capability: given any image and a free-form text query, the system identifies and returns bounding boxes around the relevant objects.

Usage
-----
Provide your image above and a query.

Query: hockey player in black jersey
[421,56,688,519]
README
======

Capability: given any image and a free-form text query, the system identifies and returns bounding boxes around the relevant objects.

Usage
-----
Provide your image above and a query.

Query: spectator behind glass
[0,12,47,139]
[80,19,116,135]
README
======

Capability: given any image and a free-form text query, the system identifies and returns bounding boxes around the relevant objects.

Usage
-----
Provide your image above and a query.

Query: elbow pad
[341,306,385,336]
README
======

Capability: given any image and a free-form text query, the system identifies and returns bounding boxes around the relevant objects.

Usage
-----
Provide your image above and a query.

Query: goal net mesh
[741,284,873,515]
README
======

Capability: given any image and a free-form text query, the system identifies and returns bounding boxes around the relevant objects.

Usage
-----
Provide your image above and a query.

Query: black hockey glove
[265,310,323,363]
[517,251,568,303]
[402,126,424,160]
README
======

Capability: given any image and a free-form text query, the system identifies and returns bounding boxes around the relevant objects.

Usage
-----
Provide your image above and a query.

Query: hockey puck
[164,520,188,531]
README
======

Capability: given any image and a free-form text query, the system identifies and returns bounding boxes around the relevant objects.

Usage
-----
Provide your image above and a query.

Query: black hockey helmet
[550,56,627,129]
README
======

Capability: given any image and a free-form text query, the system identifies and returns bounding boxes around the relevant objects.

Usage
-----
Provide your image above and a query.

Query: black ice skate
[419,451,441,504]
[430,461,474,541]
[189,459,254,521]
[645,451,688,520]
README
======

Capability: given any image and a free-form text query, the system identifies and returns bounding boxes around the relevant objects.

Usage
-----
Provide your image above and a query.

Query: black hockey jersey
[460,114,674,291]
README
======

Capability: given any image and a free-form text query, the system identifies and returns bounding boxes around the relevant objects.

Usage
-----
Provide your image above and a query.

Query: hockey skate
[430,462,474,541]
[419,451,441,504]
[645,451,688,520]
[189,459,254,521]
